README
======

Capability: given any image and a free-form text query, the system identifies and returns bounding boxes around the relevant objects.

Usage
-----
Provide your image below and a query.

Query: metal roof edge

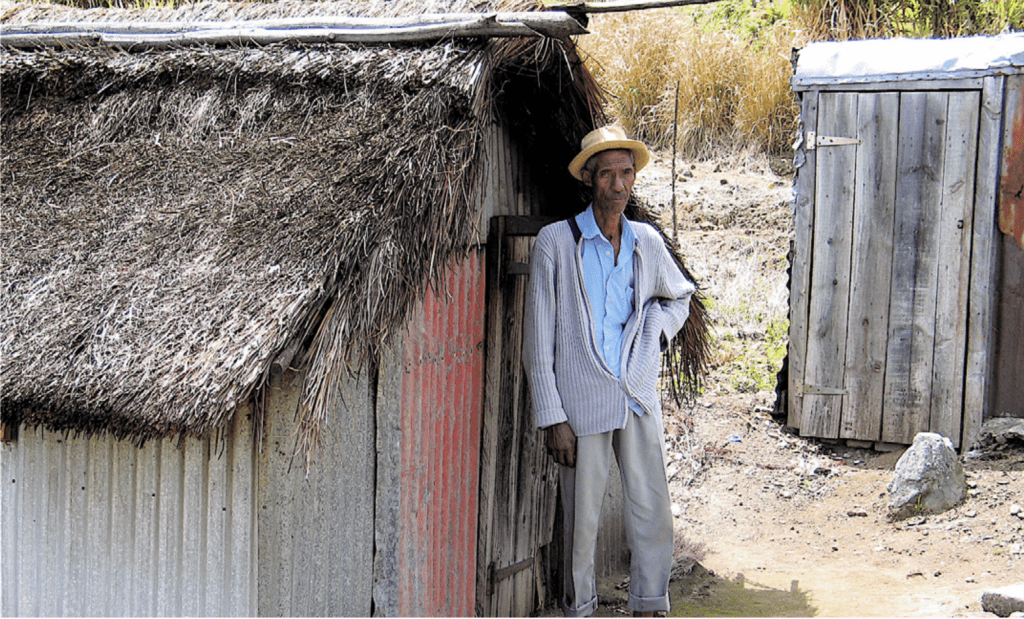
[792,65,1024,90]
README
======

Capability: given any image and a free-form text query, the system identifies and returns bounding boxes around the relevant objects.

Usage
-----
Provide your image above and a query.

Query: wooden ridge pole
[547,0,723,13]
[0,12,588,49]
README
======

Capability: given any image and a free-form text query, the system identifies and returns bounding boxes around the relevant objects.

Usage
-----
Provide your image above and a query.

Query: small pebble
[966,510,978,518]
[1010,504,1022,516]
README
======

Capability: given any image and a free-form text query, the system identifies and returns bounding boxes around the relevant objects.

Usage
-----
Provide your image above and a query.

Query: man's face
[581,149,635,216]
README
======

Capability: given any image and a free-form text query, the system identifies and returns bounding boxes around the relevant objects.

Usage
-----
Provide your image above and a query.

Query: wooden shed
[0,1,710,616]
[786,33,1024,451]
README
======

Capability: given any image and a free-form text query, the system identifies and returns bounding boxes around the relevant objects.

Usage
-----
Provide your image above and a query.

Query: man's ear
[580,168,593,187]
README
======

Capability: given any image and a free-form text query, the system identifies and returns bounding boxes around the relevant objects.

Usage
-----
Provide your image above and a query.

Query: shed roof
[793,32,1024,89]
[0,0,607,444]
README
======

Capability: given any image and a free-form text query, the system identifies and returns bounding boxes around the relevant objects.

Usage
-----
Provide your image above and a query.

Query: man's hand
[546,422,577,468]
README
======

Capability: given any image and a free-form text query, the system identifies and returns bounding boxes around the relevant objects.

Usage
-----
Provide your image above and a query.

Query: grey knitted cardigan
[523,217,695,436]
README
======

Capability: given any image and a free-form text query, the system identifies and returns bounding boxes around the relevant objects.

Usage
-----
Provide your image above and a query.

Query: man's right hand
[546,422,577,468]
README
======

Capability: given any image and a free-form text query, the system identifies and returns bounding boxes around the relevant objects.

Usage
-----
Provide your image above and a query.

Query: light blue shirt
[575,205,644,415]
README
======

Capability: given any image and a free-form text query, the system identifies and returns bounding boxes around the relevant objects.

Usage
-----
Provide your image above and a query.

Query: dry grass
[790,0,1024,40]
[578,8,802,159]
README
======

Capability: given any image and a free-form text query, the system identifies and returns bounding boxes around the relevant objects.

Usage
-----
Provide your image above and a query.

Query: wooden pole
[547,0,723,13]
[672,80,680,241]
[0,12,588,49]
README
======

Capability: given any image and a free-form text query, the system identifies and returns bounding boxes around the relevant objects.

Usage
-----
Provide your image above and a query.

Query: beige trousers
[559,411,674,617]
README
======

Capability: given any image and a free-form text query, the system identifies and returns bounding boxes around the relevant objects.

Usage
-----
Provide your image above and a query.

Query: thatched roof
[1,0,707,454]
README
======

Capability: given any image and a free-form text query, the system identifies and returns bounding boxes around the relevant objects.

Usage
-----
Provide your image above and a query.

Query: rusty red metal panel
[398,249,486,617]
[1001,75,1024,250]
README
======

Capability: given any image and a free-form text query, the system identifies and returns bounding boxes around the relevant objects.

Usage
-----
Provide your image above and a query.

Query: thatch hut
[0,1,709,616]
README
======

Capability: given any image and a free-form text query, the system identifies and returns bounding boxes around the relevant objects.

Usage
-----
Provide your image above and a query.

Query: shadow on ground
[591,564,817,617]
[669,565,817,617]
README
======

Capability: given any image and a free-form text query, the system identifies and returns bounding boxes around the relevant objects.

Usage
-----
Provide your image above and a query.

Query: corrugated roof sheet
[793,32,1024,88]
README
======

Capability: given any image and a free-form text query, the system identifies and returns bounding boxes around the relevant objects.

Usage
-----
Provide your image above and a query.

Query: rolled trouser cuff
[563,594,598,617]
[629,592,670,614]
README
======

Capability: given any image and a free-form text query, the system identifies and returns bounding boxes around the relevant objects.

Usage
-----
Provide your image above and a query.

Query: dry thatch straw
[1,0,709,464]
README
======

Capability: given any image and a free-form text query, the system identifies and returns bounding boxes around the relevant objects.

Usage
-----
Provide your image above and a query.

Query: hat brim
[568,139,651,181]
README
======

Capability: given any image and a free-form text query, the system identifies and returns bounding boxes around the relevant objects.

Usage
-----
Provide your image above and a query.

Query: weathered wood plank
[787,90,819,429]
[964,75,1006,448]
[801,91,859,438]
[796,78,985,93]
[930,90,981,446]
[492,233,522,616]
[882,91,949,443]
[501,235,531,616]
[476,217,507,617]
[841,92,899,441]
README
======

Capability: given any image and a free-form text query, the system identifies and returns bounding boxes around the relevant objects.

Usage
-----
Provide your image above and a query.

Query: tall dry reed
[579,8,801,159]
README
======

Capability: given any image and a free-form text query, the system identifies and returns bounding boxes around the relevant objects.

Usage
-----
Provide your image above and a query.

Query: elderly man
[523,126,695,617]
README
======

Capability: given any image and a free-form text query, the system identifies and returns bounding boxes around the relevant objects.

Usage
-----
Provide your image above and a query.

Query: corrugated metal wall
[1,411,257,617]
[994,74,1024,417]
[256,369,376,617]
[999,73,1024,250]
[395,249,487,617]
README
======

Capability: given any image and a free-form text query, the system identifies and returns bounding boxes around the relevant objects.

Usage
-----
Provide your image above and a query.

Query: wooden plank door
[799,90,981,446]
[476,216,561,617]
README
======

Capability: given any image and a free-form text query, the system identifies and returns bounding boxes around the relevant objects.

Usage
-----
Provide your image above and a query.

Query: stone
[982,583,1024,617]
[887,433,966,521]
[973,418,1024,449]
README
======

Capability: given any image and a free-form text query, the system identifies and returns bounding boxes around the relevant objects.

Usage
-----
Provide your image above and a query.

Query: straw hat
[568,125,651,181]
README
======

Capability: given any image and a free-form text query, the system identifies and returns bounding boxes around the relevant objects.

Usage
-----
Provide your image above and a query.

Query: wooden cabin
[0,1,709,616]
[786,33,1024,451]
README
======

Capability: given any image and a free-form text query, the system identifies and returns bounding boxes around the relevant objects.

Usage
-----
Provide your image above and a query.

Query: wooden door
[476,216,562,617]
[797,90,981,447]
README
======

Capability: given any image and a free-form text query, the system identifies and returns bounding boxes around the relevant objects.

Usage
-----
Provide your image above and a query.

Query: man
[523,125,695,617]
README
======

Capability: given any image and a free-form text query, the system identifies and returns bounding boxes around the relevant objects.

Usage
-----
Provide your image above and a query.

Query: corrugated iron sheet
[255,371,376,617]
[1,412,256,617]
[793,33,1024,90]
[398,249,486,617]
[1001,74,1024,250]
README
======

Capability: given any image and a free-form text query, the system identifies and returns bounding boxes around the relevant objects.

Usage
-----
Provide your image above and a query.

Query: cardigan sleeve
[652,235,695,344]
[522,227,570,429]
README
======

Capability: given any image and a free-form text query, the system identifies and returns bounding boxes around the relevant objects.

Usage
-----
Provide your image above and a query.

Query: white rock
[887,433,966,520]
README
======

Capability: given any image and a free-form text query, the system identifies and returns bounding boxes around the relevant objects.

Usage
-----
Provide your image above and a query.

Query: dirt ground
[578,153,1024,617]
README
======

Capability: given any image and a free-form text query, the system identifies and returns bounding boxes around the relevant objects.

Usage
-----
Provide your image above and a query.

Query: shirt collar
[576,204,636,248]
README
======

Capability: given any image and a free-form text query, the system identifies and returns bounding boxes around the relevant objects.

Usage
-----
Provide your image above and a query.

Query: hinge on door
[806,132,862,150]
[488,556,535,595]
